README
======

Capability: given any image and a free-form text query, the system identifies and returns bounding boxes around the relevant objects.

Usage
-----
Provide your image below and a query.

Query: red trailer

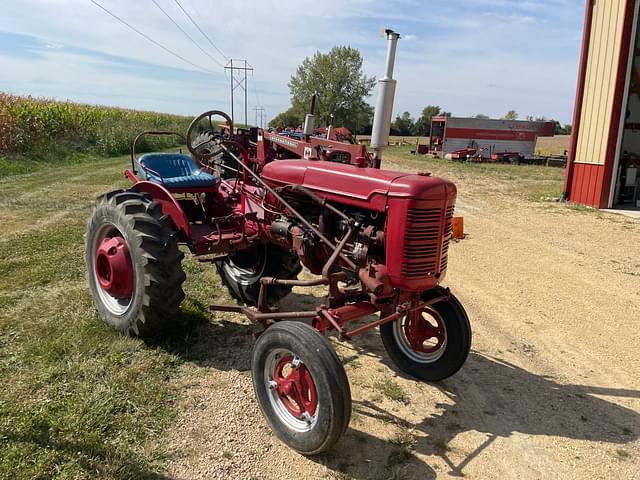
[430,117,555,161]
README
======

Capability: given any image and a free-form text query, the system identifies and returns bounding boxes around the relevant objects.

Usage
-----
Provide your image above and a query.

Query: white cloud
[0,0,583,123]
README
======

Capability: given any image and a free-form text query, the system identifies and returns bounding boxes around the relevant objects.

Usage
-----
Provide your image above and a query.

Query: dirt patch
[162,153,639,479]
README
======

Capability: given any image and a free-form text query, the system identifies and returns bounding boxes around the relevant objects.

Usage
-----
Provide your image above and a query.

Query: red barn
[565,0,640,210]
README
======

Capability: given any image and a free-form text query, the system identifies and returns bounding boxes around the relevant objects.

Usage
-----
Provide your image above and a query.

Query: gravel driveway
[164,153,640,480]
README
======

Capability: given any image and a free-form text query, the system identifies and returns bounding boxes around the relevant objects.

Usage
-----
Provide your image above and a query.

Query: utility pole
[224,59,253,126]
[253,106,265,128]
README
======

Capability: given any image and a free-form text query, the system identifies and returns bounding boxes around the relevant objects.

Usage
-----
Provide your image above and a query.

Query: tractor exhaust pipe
[370,28,400,168]
[303,93,317,136]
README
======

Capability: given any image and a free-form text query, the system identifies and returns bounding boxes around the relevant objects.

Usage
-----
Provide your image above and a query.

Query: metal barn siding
[433,117,554,157]
[566,0,636,207]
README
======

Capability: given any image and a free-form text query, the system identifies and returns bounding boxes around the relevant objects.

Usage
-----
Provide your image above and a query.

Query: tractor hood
[261,160,456,212]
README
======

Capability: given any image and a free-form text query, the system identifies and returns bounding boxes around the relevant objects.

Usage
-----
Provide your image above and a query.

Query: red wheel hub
[404,308,445,353]
[95,236,134,299]
[273,355,317,417]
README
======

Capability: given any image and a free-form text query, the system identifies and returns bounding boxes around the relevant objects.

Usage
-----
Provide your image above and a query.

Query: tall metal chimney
[303,93,317,136]
[370,28,400,168]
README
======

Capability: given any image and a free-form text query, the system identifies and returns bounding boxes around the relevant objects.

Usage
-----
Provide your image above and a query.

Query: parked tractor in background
[85,30,471,454]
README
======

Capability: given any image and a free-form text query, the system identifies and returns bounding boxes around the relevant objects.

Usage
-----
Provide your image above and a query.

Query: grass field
[0,152,229,479]
[357,135,571,156]
[0,146,569,478]
[535,135,570,156]
[385,146,566,200]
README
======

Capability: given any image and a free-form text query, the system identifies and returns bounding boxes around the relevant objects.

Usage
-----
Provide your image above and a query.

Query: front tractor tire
[85,190,186,336]
[380,287,471,382]
[216,244,302,306]
[252,322,351,455]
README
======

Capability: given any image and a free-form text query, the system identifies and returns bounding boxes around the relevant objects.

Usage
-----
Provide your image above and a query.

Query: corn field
[0,93,192,159]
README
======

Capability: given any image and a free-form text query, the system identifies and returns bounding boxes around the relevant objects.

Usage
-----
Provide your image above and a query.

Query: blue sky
[0,0,584,124]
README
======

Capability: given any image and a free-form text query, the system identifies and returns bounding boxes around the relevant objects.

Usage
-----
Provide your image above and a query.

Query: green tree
[391,111,415,136]
[550,120,572,135]
[273,46,376,132]
[503,110,519,120]
[412,105,450,136]
[474,113,490,119]
[269,107,303,129]
[350,101,375,135]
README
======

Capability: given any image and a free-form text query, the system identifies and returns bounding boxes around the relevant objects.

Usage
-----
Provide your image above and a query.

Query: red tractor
[85,30,471,454]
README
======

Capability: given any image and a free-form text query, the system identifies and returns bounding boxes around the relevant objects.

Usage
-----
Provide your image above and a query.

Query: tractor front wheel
[252,322,351,455]
[380,287,471,382]
[85,190,186,336]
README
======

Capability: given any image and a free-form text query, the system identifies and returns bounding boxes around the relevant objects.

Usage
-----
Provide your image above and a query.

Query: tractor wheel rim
[393,307,448,363]
[264,349,318,433]
[92,224,134,316]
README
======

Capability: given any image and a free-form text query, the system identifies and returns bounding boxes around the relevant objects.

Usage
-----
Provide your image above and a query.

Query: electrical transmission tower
[224,59,253,126]
[254,106,265,128]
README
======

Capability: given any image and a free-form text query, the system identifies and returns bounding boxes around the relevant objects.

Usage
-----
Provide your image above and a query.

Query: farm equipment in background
[450,148,523,163]
[261,96,365,165]
[85,29,471,454]
[429,116,556,163]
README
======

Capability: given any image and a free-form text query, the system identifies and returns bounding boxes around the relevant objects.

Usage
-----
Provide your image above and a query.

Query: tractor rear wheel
[216,244,302,306]
[380,287,471,382]
[252,322,351,454]
[85,190,186,336]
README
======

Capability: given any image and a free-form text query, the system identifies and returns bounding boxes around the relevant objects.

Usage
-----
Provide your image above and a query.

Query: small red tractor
[85,30,470,454]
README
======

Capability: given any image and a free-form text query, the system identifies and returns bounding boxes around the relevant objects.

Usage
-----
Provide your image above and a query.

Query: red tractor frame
[85,110,470,454]
[85,31,471,454]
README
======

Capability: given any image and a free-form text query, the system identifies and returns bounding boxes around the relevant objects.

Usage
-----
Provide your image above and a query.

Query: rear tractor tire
[85,190,186,336]
[380,287,471,382]
[252,322,351,455]
[216,244,302,306]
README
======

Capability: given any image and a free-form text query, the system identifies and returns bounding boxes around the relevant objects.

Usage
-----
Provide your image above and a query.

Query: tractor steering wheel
[186,110,234,160]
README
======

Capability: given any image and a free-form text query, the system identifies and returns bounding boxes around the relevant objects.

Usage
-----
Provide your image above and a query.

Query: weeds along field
[0,93,192,176]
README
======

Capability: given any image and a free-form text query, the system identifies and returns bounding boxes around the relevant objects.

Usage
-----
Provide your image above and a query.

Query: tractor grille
[401,205,454,278]
[440,205,455,271]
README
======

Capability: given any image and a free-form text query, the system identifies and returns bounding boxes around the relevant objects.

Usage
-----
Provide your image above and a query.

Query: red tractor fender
[130,181,192,239]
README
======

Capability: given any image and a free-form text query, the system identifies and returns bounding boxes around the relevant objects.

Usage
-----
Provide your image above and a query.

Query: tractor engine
[261,159,456,298]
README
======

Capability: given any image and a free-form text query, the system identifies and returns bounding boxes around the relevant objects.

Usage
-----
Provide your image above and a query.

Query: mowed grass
[384,146,567,201]
[536,135,570,156]
[0,154,226,479]
[358,135,571,156]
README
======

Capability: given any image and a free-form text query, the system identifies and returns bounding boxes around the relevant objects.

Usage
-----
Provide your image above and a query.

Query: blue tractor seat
[138,153,218,189]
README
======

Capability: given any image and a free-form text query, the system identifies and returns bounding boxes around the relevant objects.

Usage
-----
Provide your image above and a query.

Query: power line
[149,0,225,69]
[225,59,253,125]
[173,0,229,62]
[253,106,265,128]
[250,70,261,108]
[89,0,216,74]
[250,71,265,127]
